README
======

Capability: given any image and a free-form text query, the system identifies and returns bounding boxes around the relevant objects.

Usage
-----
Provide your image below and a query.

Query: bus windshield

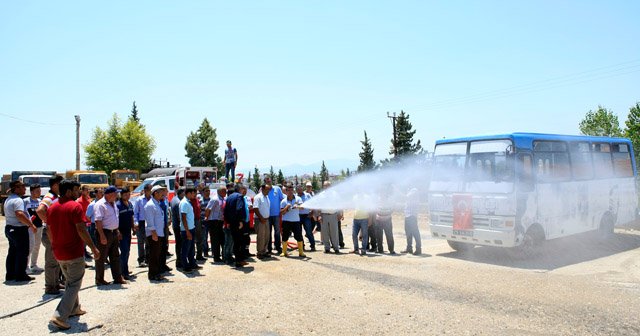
[432,142,467,181]
[468,139,514,182]
[116,173,138,181]
[22,176,51,187]
[78,174,108,184]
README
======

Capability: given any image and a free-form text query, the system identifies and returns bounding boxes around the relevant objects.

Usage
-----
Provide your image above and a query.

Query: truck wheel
[509,226,543,258]
[447,240,474,252]
[597,215,615,241]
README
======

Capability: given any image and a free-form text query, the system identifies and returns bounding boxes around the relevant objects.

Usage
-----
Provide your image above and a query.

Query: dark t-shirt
[47,197,85,261]
[117,200,134,235]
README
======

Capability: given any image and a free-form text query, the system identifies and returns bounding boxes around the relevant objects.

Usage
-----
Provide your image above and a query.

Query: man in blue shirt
[224,140,238,182]
[179,188,199,273]
[264,176,284,254]
[144,185,168,282]
[296,185,315,251]
[170,188,185,269]
[133,183,152,267]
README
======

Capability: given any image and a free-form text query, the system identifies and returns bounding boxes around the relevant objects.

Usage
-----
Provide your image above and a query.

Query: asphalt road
[1,214,639,335]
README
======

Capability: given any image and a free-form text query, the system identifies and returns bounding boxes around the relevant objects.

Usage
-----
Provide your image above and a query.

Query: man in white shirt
[252,184,271,259]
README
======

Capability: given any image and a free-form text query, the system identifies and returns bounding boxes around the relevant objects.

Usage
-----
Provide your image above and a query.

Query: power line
[0,112,75,126]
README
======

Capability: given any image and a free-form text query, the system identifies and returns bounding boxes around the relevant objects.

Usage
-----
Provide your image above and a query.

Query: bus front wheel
[510,225,544,258]
[447,240,474,252]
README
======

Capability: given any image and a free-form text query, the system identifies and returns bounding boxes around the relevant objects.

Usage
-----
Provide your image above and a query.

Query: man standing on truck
[36,175,64,295]
[4,181,37,282]
[224,140,238,182]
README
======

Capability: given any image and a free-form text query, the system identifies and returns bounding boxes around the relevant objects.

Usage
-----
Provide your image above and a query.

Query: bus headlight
[430,214,439,224]
[490,218,504,228]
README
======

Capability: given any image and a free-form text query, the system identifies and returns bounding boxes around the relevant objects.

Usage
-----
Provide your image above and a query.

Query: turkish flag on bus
[452,194,473,231]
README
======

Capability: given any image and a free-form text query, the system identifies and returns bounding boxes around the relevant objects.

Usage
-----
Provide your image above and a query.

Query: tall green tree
[185,118,222,168]
[346,168,351,177]
[252,166,262,192]
[391,110,423,158]
[311,172,319,191]
[85,113,156,174]
[320,161,329,185]
[277,169,285,185]
[269,166,275,181]
[579,105,623,137]
[358,130,376,171]
[130,101,140,123]
[624,102,640,168]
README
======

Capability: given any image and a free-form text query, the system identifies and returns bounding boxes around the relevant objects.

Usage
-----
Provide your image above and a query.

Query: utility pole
[387,112,398,158]
[74,115,81,170]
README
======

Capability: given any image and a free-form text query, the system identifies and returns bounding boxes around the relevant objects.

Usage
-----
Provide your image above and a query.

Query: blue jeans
[300,214,315,248]
[119,233,132,276]
[5,225,29,280]
[225,163,235,182]
[352,219,369,252]
[268,216,281,252]
[223,228,234,264]
[180,229,196,269]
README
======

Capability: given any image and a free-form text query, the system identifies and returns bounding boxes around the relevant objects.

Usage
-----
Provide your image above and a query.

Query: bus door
[515,151,536,236]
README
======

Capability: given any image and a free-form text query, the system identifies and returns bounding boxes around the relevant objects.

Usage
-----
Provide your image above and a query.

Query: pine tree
[184,118,222,167]
[625,102,640,168]
[130,101,140,123]
[277,169,285,185]
[320,161,329,185]
[252,166,262,192]
[269,166,275,182]
[247,172,252,185]
[311,172,319,191]
[346,168,351,176]
[294,175,299,186]
[391,110,423,158]
[358,130,376,171]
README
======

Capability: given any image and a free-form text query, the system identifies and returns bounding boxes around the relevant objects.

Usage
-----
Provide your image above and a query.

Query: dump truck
[65,170,109,190]
[111,169,142,190]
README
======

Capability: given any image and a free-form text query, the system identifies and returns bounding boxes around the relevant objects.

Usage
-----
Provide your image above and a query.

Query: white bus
[428,133,638,256]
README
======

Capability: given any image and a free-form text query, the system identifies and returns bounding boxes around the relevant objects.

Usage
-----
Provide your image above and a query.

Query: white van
[132,175,176,201]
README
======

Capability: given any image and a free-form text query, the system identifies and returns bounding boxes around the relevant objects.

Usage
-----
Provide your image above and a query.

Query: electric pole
[387,112,398,158]
[74,115,81,170]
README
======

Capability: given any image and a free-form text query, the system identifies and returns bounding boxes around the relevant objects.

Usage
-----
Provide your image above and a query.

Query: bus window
[432,142,467,181]
[592,143,613,178]
[468,139,513,182]
[533,141,570,181]
[612,143,633,177]
[569,142,593,180]
[517,153,533,192]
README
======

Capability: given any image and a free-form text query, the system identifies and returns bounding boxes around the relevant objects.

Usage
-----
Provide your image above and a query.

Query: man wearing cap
[4,181,37,282]
[224,140,238,182]
[94,186,127,285]
[47,179,100,330]
[36,175,65,294]
[117,187,136,280]
[180,188,199,272]
[145,185,169,281]
[133,183,152,267]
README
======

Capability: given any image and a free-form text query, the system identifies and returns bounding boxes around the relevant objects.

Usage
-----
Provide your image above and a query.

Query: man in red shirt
[75,186,92,260]
[47,180,100,330]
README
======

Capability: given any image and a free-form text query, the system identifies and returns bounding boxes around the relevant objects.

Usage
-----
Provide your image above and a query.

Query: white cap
[151,185,166,194]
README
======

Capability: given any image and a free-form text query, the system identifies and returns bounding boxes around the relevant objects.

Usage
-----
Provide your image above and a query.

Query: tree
[85,113,156,174]
[269,166,275,181]
[390,110,423,158]
[358,130,376,171]
[277,169,285,185]
[185,118,222,168]
[130,101,140,123]
[579,105,623,137]
[311,172,319,191]
[247,172,252,185]
[346,168,351,177]
[252,166,262,192]
[624,102,640,168]
[320,161,329,185]
[294,175,299,186]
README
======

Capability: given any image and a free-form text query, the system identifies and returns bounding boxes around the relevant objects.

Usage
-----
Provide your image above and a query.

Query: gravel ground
[1,213,640,335]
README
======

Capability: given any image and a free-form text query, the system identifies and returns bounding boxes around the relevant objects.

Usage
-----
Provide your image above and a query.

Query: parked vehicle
[1,170,56,215]
[175,166,217,189]
[65,170,109,191]
[132,175,177,201]
[111,169,142,190]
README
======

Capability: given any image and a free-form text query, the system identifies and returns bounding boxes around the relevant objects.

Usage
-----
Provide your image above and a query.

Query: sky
[1,1,639,176]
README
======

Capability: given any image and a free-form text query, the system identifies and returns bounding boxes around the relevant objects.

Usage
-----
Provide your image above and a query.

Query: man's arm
[145,205,158,241]
[94,204,107,245]
[15,209,36,233]
[234,149,238,168]
[36,203,48,223]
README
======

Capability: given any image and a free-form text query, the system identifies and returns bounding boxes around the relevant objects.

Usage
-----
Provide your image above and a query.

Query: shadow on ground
[437,230,640,270]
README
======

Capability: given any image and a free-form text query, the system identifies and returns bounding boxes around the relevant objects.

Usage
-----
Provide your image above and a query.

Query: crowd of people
[3,170,423,330]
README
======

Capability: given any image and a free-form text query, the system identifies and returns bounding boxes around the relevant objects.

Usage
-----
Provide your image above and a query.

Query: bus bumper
[430,224,517,247]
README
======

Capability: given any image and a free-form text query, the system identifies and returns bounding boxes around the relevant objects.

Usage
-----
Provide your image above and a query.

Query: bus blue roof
[435,132,632,150]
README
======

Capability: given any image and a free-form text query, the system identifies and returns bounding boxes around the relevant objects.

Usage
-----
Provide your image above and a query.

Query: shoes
[350,250,359,254]
[95,280,110,286]
[234,261,248,268]
[113,277,128,285]
[256,254,265,260]
[138,262,148,268]
[360,250,367,256]
[248,253,256,257]
[401,249,413,254]
[413,249,422,255]
[194,265,203,270]
[166,253,174,257]
[161,266,173,272]
[324,250,331,254]
[310,246,316,252]
[150,276,167,282]
[334,250,341,254]
[389,251,397,255]
[195,257,207,261]
[57,283,66,290]
[30,265,44,273]
[15,275,35,282]
[50,317,71,330]
[182,268,194,273]
[70,308,87,317]
[45,289,61,295]
[204,252,210,258]
[213,258,223,262]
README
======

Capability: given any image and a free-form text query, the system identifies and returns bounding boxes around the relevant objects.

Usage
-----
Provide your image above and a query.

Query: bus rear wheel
[447,240,474,252]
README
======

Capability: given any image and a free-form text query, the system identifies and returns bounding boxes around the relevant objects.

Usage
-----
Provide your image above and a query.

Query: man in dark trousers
[223,184,247,268]
[170,188,185,269]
